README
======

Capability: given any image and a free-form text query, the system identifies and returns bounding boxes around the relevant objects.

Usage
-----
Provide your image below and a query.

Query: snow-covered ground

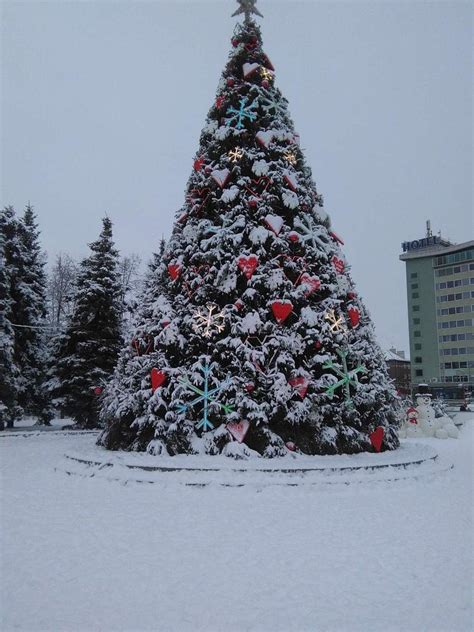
[1,416,473,632]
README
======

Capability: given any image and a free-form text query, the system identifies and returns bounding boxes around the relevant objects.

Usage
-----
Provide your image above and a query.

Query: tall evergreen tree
[100,3,400,457]
[0,226,19,429]
[54,217,122,428]
[16,204,53,424]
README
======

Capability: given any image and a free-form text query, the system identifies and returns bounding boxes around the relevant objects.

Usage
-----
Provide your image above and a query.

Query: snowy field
[1,417,473,632]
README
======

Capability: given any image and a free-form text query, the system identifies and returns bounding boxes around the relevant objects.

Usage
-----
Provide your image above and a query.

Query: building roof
[400,239,473,261]
[385,348,410,363]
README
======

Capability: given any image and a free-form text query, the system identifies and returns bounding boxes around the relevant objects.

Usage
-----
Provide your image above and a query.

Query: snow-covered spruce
[0,205,52,426]
[52,218,123,429]
[99,19,400,457]
[0,221,20,428]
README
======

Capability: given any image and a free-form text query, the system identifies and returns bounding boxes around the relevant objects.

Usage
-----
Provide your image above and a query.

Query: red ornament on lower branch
[369,427,384,453]
[226,420,250,444]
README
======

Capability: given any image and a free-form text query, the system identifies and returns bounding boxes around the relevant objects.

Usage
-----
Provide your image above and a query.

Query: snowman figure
[415,391,437,437]
[406,406,423,438]
[415,385,459,439]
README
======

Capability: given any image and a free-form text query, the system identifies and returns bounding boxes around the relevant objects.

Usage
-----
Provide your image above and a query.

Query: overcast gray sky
[1,0,472,352]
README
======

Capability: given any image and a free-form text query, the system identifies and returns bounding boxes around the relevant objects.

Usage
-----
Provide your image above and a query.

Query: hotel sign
[402,235,439,252]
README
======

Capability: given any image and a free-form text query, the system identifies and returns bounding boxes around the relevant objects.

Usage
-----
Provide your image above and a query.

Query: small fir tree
[100,2,400,457]
[54,217,122,428]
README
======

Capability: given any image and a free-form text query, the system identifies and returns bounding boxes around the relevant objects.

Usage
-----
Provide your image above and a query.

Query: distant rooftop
[399,220,471,262]
[385,348,410,363]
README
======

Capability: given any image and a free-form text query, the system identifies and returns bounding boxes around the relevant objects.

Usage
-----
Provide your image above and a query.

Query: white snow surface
[1,416,473,632]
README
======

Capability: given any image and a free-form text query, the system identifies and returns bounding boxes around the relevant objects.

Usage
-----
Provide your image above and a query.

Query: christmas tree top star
[232,0,263,22]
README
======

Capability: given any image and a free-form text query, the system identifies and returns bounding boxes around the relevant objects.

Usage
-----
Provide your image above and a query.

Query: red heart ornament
[151,368,166,392]
[271,301,293,324]
[215,95,225,109]
[347,305,361,328]
[299,273,321,297]
[226,420,250,444]
[332,256,345,274]
[211,168,230,189]
[288,376,309,399]
[264,214,284,236]
[370,427,384,453]
[242,62,260,78]
[283,172,298,192]
[238,255,259,280]
[168,264,181,281]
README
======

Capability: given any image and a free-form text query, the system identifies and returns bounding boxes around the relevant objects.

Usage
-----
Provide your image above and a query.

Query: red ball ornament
[288,231,299,243]
[286,441,297,452]
[262,79,269,89]
[227,78,235,87]
[248,199,258,209]
[193,157,204,171]
[314,341,322,349]
[245,383,255,393]
[94,386,102,396]
[231,38,239,47]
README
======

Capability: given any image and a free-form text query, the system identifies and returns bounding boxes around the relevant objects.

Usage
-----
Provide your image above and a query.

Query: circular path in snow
[56,439,453,487]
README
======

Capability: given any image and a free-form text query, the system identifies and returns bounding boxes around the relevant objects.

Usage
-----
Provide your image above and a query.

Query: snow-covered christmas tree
[99,0,400,457]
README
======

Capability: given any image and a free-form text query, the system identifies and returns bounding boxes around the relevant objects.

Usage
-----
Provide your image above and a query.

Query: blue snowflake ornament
[225,97,257,130]
[176,363,234,431]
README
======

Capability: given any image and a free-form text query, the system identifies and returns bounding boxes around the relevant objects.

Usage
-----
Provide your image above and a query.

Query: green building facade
[400,226,474,400]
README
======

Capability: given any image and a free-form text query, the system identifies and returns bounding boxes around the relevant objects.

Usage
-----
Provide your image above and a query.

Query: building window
[413,318,420,324]
[414,357,422,363]
[415,369,423,377]
[413,305,420,312]
[414,331,421,337]
[411,283,418,289]
[412,292,419,299]
[459,348,466,355]
[414,343,422,350]
[410,272,418,279]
